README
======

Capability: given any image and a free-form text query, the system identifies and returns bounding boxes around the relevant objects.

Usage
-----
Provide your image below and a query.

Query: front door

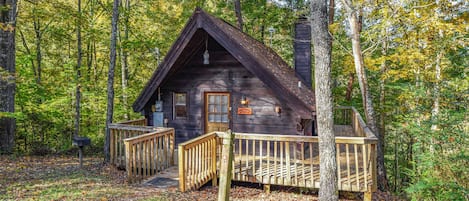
[205,92,230,133]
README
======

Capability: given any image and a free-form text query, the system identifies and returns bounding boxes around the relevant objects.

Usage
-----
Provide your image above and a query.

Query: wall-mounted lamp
[240,95,248,106]
[203,35,210,65]
[275,106,281,116]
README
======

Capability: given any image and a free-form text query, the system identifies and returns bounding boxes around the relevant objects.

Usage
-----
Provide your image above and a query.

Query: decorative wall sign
[237,107,252,115]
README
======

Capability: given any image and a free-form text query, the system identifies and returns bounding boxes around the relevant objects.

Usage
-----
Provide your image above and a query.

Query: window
[174,92,187,119]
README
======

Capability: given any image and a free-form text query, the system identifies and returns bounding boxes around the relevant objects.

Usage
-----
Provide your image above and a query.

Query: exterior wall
[146,48,304,144]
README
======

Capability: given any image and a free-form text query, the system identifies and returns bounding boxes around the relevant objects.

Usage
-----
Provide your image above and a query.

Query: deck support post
[263,184,271,193]
[218,130,234,201]
[363,191,372,201]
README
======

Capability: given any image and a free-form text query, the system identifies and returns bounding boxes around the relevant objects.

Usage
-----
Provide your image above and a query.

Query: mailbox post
[72,136,91,168]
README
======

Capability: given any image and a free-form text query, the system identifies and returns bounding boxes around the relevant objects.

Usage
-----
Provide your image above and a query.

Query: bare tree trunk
[341,0,388,191]
[0,0,17,154]
[234,0,243,32]
[104,0,120,162]
[311,0,338,200]
[119,0,130,120]
[75,0,82,137]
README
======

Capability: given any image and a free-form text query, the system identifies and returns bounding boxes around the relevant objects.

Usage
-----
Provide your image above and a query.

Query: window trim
[173,92,188,120]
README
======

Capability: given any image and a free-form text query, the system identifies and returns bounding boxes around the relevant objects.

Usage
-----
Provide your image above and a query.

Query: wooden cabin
[132,8,316,144]
[114,9,377,198]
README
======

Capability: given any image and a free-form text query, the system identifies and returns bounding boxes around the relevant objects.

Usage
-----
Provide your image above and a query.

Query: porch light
[240,95,248,105]
[203,34,210,65]
[275,106,281,116]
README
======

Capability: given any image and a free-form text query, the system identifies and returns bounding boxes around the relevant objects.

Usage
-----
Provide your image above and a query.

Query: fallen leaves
[0,155,403,201]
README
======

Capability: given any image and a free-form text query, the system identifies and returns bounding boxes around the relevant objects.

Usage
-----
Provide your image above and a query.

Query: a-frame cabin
[132,8,316,144]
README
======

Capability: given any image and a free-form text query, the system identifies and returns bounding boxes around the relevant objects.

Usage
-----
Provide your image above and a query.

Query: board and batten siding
[145,41,304,144]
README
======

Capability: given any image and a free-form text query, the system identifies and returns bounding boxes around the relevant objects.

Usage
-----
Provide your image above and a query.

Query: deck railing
[119,118,147,126]
[124,128,175,183]
[109,124,157,168]
[178,106,377,194]
[178,132,221,192]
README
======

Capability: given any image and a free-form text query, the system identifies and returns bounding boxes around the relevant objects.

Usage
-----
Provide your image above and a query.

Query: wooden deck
[232,152,372,192]
[109,107,377,197]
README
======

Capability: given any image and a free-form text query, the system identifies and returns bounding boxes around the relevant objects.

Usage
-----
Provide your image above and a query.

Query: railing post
[125,140,132,183]
[110,128,115,165]
[170,129,175,166]
[178,144,186,192]
[212,136,218,187]
[218,130,234,201]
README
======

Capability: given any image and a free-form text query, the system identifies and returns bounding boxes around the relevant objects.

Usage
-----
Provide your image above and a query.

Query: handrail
[109,124,158,167]
[118,118,147,126]
[124,128,175,183]
[178,106,378,193]
[178,132,221,192]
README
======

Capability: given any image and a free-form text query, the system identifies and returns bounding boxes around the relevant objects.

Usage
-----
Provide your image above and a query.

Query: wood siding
[145,36,304,144]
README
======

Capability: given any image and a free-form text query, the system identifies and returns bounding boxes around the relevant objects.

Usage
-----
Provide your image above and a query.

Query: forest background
[2,0,467,200]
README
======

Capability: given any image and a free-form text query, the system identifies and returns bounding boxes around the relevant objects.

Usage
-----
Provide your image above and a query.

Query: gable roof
[132,8,315,118]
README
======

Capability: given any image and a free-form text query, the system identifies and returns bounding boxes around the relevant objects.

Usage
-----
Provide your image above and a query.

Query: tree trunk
[328,0,335,25]
[234,0,243,32]
[104,0,120,162]
[75,0,82,137]
[379,39,387,145]
[311,0,338,200]
[119,0,130,120]
[0,0,17,154]
[33,18,42,85]
[341,0,388,191]
[345,73,354,101]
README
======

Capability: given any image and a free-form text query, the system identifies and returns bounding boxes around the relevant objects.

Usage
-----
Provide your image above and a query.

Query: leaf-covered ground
[0,155,402,200]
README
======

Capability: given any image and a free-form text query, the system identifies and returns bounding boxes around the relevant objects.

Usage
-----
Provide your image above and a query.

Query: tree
[234,0,243,32]
[104,0,119,162]
[0,0,17,154]
[311,0,337,200]
[341,0,388,190]
[119,0,130,120]
[75,0,82,137]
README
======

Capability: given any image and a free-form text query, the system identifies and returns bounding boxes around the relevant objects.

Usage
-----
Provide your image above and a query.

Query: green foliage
[11,0,467,199]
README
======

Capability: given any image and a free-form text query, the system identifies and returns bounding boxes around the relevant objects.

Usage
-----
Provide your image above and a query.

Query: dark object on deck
[72,136,91,168]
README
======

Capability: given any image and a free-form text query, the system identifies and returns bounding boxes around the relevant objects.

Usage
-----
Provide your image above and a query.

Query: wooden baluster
[362,144,368,191]
[259,140,263,182]
[336,143,341,190]
[274,141,278,184]
[280,141,284,185]
[354,144,360,190]
[133,143,137,180]
[267,141,271,183]
[301,142,305,187]
[238,138,242,180]
[346,144,351,191]
[252,140,256,178]
[294,142,297,185]
[245,139,249,180]
[310,142,314,187]
[285,141,291,185]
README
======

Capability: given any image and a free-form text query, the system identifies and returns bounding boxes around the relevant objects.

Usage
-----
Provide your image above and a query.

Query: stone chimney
[294,18,312,89]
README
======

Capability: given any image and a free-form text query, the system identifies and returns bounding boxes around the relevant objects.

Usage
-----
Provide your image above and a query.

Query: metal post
[78,146,83,168]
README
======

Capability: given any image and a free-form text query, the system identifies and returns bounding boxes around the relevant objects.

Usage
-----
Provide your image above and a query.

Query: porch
[108,106,377,197]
